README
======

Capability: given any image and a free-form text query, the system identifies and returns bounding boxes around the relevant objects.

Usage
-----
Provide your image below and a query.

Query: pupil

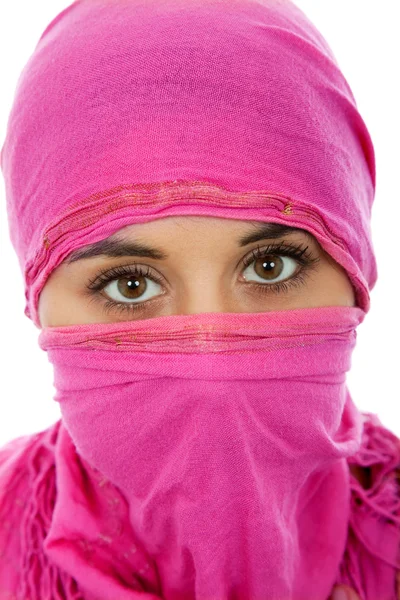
[264,260,275,270]
[117,276,146,298]
[255,255,283,280]
[127,278,140,288]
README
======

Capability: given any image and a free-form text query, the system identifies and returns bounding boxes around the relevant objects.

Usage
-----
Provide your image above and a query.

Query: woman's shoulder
[0,420,62,594]
[0,419,61,504]
[339,411,400,598]
[0,420,148,599]
[0,419,61,471]
[346,411,400,494]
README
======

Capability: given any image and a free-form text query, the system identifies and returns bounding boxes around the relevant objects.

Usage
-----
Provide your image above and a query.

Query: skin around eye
[103,271,163,304]
[37,216,356,327]
[101,254,301,306]
[241,254,299,285]
[90,243,318,315]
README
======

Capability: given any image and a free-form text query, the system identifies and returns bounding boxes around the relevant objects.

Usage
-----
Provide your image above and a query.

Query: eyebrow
[237,223,312,246]
[65,223,312,264]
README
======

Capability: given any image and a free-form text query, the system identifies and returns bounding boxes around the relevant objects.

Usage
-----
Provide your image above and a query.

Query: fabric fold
[1,412,399,599]
[335,412,400,599]
[0,421,83,599]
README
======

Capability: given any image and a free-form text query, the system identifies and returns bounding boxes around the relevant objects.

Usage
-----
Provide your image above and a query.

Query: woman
[0,0,399,598]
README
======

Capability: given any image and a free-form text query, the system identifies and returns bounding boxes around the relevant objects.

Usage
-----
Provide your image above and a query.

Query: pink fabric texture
[1,412,400,599]
[0,0,376,324]
[0,0,398,598]
[35,305,364,599]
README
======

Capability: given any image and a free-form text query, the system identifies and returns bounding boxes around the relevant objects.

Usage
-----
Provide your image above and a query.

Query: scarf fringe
[0,421,84,600]
[2,413,400,598]
[336,412,400,599]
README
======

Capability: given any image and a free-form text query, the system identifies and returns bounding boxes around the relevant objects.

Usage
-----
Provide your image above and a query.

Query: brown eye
[254,255,283,280]
[103,273,163,304]
[242,254,298,285]
[117,276,146,298]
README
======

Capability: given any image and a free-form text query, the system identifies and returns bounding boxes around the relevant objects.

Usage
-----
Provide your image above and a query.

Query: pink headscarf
[1,0,376,324]
[0,0,383,598]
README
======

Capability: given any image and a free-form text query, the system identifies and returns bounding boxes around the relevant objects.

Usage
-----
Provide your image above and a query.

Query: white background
[0,1,399,446]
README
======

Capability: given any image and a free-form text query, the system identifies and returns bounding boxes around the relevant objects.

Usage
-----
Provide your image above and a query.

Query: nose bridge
[176,270,234,315]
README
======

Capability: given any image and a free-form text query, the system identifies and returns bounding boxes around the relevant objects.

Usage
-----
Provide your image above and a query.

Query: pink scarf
[0,0,379,597]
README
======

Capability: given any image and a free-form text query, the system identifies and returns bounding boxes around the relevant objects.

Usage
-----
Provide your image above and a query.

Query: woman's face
[38,216,355,327]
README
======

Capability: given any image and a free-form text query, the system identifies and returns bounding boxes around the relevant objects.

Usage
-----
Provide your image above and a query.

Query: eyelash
[85,241,320,316]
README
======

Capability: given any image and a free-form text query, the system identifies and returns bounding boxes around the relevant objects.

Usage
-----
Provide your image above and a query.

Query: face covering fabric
[0,0,387,598]
[36,305,365,600]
